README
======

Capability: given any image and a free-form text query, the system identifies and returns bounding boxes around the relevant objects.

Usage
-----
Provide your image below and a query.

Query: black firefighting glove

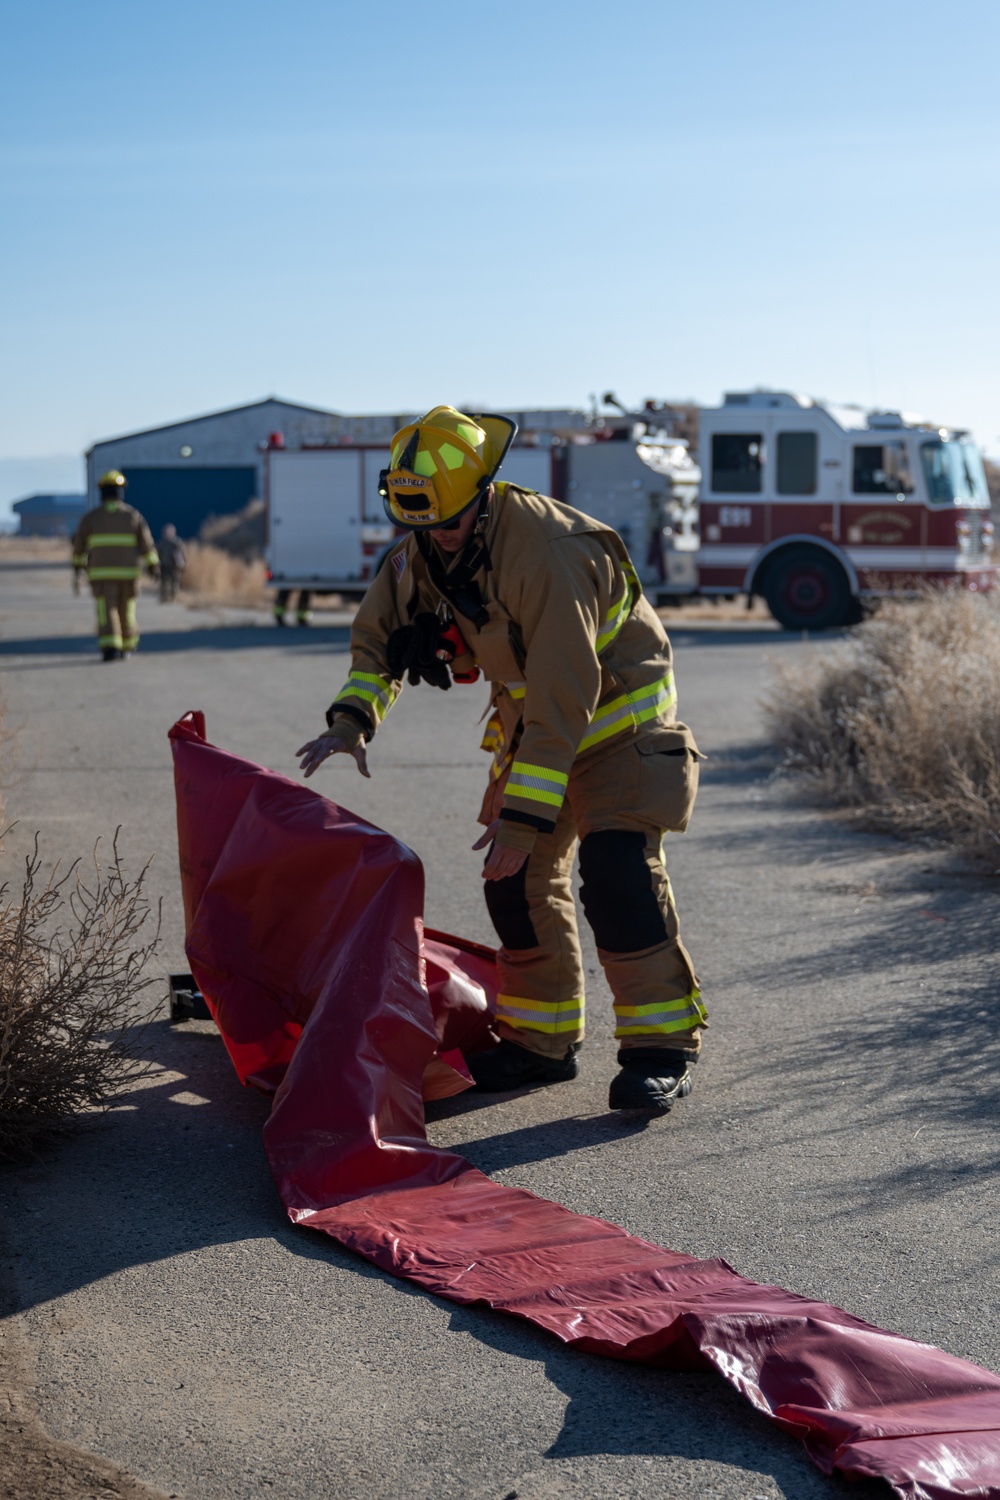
[385,613,452,690]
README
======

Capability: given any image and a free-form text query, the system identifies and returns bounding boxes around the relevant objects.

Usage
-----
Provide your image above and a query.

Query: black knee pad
[483,863,538,950]
[578,829,667,953]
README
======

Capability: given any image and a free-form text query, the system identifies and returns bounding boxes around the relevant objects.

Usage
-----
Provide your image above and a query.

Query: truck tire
[759,546,854,631]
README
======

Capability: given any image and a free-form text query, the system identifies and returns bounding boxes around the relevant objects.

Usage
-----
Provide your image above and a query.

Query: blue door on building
[120,467,257,539]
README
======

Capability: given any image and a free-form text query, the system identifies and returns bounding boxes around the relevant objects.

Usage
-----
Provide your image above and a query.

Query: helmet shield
[380,407,517,530]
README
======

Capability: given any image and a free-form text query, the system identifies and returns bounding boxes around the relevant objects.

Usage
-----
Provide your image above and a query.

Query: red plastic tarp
[170,711,1000,1500]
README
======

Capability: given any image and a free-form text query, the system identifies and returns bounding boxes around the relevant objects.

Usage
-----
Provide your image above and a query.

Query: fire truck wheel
[760,546,855,631]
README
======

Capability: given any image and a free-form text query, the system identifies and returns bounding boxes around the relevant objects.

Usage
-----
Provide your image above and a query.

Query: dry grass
[179,540,268,607]
[0,831,160,1158]
[199,497,266,559]
[0,536,72,560]
[763,590,1000,868]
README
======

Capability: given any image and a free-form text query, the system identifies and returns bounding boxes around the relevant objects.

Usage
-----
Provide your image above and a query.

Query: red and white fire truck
[263,392,994,629]
[689,390,995,628]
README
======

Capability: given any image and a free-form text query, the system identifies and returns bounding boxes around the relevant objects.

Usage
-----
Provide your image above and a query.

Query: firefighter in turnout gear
[297,407,706,1114]
[72,471,160,660]
[273,588,313,627]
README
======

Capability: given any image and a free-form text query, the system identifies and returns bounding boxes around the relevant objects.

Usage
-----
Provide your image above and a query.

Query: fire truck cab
[692,391,995,628]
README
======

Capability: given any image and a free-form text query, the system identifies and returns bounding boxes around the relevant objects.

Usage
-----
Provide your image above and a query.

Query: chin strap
[415,512,493,629]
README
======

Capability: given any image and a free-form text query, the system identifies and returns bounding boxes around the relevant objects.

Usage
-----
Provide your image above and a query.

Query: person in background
[273,588,313,627]
[158,523,187,603]
[72,471,159,661]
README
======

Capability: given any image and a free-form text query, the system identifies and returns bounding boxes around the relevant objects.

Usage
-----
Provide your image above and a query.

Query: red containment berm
[170,711,1000,1500]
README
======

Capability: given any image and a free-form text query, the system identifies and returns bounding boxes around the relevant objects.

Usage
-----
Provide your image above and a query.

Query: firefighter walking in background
[72,471,160,661]
[273,588,313,627]
[297,407,706,1115]
[158,523,187,602]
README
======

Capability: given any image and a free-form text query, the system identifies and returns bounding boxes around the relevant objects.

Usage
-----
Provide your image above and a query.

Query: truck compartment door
[269,450,363,582]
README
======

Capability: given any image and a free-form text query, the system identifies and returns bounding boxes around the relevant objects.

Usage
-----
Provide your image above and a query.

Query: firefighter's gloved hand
[473,819,533,881]
[296,727,370,780]
[386,613,452,690]
[147,564,161,582]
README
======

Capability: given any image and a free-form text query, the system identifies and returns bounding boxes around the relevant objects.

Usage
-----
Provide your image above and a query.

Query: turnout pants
[91,580,139,653]
[484,729,706,1059]
[274,588,313,624]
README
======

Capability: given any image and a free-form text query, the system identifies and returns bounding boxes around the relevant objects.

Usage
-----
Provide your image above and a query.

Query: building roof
[13,493,88,513]
[86,397,339,453]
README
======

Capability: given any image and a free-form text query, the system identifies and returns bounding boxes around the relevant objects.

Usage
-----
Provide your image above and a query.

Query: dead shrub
[179,540,268,607]
[0,833,161,1159]
[198,497,266,559]
[763,590,1000,867]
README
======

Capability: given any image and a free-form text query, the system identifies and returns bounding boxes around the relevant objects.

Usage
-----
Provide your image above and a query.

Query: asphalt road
[1,560,998,1500]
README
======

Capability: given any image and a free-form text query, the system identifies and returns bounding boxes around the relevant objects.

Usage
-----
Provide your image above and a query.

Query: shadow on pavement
[667,625,841,651]
[442,1293,885,1498]
[0,625,352,657]
[694,777,1000,1219]
[0,1005,910,1499]
[424,1104,654,1164]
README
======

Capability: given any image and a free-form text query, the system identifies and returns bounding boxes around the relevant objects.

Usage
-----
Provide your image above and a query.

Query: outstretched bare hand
[472,820,529,881]
[296,732,370,780]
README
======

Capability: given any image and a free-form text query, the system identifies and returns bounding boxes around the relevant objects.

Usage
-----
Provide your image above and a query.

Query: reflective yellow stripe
[595,585,633,653]
[98,634,122,648]
[95,598,107,626]
[88,566,140,580]
[87,533,137,547]
[503,680,526,700]
[334,672,398,724]
[506,761,568,810]
[496,994,584,1035]
[631,675,678,727]
[144,550,160,565]
[577,672,676,753]
[614,992,708,1036]
[72,554,88,566]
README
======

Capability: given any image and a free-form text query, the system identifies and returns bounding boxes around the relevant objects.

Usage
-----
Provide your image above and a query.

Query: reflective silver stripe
[631,676,677,726]
[508,771,561,794]
[595,587,632,653]
[614,992,708,1034]
[334,672,398,724]
[577,672,676,753]
[614,1006,703,1032]
[506,760,568,811]
[496,994,584,1034]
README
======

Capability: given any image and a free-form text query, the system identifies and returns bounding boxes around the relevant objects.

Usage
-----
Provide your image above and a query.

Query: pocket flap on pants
[636,722,706,760]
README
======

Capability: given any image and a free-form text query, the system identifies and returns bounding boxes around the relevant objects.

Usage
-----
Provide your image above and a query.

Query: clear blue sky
[2,0,999,516]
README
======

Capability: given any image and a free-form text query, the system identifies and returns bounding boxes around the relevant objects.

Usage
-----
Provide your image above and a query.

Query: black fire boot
[101,647,117,662]
[467,1039,581,1092]
[608,1047,694,1114]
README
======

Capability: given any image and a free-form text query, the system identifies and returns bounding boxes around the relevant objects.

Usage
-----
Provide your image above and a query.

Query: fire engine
[263,392,994,629]
[689,391,995,628]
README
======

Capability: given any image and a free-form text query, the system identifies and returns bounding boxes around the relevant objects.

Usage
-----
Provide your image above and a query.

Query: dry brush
[0,832,161,1159]
[763,590,1000,868]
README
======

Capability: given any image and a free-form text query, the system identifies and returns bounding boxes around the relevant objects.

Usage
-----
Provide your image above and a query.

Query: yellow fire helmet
[379,406,517,529]
[98,469,127,491]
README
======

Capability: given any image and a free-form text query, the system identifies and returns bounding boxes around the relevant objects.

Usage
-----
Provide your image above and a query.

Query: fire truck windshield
[920,438,990,507]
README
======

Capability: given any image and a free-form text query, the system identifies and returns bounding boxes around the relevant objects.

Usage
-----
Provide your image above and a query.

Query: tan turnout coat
[329,483,697,847]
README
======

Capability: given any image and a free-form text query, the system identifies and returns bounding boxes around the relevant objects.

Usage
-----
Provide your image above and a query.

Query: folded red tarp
[170,712,1000,1500]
